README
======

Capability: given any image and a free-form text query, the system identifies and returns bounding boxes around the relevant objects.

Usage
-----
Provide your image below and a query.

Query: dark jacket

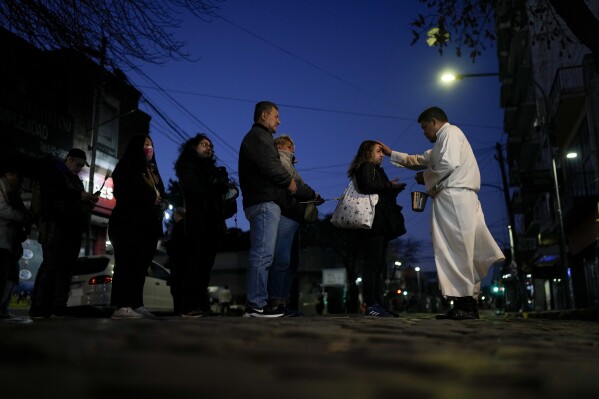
[278,151,316,223]
[353,162,402,237]
[176,155,228,236]
[238,123,293,209]
[40,160,88,231]
[110,160,165,239]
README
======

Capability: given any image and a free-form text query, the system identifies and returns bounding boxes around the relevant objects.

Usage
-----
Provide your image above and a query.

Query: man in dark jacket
[29,148,98,318]
[238,101,296,317]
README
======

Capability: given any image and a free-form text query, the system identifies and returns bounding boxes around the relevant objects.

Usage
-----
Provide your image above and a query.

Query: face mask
[144,146,154,160]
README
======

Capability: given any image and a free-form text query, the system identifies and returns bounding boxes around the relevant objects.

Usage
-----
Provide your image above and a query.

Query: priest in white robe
[380,106,505,320]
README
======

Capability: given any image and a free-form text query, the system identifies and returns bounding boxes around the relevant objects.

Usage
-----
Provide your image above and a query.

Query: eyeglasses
[199,142,213,149]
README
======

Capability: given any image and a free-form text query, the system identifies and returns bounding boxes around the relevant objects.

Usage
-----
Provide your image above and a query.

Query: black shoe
[243,306,284,318]
[435,308,477,320]
[274,305,304,317]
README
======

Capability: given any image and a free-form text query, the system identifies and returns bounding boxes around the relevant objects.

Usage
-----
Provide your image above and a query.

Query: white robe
[390,123,505,297]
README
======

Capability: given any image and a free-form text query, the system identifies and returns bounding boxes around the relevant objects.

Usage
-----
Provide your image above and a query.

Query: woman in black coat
[109,135,166,319]
[175,134,231,317]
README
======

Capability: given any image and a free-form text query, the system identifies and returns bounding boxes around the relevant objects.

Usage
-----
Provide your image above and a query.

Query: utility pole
[495,142,525,311]
[85,37,107,256]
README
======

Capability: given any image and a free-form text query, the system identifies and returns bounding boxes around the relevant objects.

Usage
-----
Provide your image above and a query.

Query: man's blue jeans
[244,202,281,309]
[269,215,300,301]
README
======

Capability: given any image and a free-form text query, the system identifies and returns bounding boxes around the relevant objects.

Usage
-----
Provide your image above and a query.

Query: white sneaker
[111,307,143,319]
[134,307,156,319]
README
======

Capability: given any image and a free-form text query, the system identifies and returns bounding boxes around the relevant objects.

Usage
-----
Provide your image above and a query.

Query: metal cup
[411,191,429,212]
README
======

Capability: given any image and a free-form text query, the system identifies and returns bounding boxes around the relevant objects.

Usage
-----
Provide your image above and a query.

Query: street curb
[507,307,599,322]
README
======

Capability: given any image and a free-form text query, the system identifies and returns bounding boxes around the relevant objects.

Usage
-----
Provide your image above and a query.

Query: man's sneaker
[182,310,206,318]
[134,307,156,319]
[111,307,143,319]
[274,305,304,317]
[365,303,393,317]
[243,306,284,318]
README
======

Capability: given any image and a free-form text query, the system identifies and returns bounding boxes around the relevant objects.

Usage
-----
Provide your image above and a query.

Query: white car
[67,254,174,313]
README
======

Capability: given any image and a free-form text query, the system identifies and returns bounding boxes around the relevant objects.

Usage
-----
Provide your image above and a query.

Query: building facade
[496,1,599,310]
[1,28,150,289]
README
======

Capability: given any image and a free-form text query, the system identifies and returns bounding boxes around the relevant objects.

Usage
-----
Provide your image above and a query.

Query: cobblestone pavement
[2,311,599,399]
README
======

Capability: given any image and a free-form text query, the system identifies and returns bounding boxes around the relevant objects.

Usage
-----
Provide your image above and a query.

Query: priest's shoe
[435,308,477,320]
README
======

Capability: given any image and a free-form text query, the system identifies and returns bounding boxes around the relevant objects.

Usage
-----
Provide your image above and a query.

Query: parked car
[67,254,174,313]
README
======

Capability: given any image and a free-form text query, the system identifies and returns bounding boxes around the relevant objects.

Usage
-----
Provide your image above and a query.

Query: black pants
[360,233,388,307]
[109,223,158,309]
[179,232,219,314]
[30,223,81,316]
[0,249,12,308]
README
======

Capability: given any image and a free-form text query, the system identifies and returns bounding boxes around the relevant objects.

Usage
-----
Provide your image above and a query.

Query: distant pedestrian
[29,149,98,318]
[218,285,232,316]
[175,134,232,317]
[238,101,297,318]
[109,135,167,319]
[379,106,505,320]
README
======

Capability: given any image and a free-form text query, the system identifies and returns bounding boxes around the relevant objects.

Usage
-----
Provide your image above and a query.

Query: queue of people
[1,102,502,322]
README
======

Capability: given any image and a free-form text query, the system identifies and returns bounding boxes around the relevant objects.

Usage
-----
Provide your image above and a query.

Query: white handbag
[331,180,379,229]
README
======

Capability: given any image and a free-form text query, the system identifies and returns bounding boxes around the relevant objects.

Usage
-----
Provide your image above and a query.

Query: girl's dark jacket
[176,154,229,236]
[353,161,403,238]
[110,159,165,239]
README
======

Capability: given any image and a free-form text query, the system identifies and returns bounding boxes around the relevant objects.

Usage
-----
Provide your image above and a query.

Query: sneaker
[243,306,285,318]
[134,307,156,319]
[365,303,393,317]
[0,316,34,324]
[274,305,304,317]
[111,307,143,319]
[181,310,206,318]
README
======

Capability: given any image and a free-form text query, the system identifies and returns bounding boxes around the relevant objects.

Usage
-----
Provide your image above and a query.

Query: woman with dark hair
[347,140,406,317]
[109,135,167,319]
[175,133,231,317]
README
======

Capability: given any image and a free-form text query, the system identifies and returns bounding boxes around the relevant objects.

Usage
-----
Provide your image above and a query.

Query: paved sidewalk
[2,311,599,399]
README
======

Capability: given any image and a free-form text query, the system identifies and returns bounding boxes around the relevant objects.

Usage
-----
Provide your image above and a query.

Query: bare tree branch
[0,0,222,68]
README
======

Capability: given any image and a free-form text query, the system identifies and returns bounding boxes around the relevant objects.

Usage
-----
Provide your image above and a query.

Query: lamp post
[414,266,421,296]
[529,79,574,309]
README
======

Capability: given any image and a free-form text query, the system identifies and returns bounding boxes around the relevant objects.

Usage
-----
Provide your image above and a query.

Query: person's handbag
[384,203,407,239]
[303,203,318,223]
[331,180,379,229]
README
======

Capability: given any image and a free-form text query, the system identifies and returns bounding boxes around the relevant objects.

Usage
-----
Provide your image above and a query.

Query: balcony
[548,66,586,147]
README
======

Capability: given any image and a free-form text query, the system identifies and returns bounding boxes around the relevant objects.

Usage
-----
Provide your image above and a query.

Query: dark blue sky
[127,0,508,271]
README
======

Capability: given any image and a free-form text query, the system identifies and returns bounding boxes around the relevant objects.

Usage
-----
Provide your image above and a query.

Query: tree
[410,0,599,65]
[0,0,222,68]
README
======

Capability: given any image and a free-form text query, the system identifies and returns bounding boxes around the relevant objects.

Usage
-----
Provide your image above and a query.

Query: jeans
[268,215,300,301]
[244,202,281,308]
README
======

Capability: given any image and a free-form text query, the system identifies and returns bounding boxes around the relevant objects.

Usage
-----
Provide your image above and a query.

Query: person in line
[175,134,231,317]
[268,134,323,316]
[238,101,297,318]
[346,140,406,317]
[0,163,32,322]
[109,135,167,319]
[29,149,98,318]
[379,106,505,320]
[164,206,186,315]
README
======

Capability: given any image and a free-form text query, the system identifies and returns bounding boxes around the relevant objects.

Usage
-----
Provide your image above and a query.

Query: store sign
[0,96,74,158]
[82,173,116,216]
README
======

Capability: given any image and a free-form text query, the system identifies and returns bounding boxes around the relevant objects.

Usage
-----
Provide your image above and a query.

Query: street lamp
[530,79,574,309]
[440,72,499,83]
